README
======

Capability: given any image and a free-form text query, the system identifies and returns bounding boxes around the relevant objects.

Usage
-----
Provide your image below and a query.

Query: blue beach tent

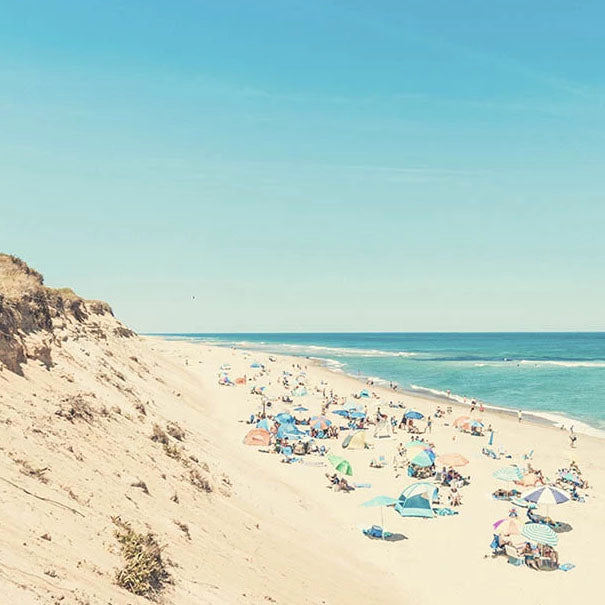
[395,482,438,518]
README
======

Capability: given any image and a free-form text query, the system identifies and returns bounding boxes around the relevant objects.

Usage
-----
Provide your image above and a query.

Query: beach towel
[559,563,575,571]
[434,507,459,516]
[354,483,372,488]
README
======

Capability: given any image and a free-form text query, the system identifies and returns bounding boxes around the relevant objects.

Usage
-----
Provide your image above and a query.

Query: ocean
[157,332,605,436]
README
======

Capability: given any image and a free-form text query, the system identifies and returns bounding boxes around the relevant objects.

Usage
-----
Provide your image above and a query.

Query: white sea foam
[518,359,605,368]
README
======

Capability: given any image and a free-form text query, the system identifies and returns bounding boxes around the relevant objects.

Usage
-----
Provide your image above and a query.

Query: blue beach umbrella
[332,409,349,417]
[349,411,366,419]
[362,496,398,536]
[293,406,308,412]
[405,410,424,420]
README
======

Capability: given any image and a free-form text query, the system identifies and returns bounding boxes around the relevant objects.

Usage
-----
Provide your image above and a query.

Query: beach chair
[362,525,393,540]
[523,449,534,460]
[378,455,387,467]
[505,545,524,567]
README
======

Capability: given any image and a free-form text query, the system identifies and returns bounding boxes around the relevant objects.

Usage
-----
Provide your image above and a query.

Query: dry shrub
[173,520,191,540]
[55,394,94,423]
[134,402,146,416]
[151,424,169,445]
[166,421,185,441]
[170,492,179,503]
[14,457,49,483]
[112,517,171,599]
[188,469,212,493]
[163,443,185,463]
[131,480,150,495]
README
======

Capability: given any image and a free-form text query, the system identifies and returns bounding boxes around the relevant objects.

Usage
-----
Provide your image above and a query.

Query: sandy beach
[0,254,602,603]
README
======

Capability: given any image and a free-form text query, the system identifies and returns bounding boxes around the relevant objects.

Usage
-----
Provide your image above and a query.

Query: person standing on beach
[517,409,523,423]
[427,416,432,433]
[570,427,577,448]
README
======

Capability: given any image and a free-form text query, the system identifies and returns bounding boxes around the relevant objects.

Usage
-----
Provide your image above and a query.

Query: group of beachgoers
[228,354,592,573]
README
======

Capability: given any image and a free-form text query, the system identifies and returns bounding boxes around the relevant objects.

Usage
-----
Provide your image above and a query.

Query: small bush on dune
[166,421,185,441]
[150,424,169,445]
[112,517,171,599]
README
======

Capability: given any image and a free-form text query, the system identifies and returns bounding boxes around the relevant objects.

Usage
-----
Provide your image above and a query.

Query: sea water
[157,333,605,436]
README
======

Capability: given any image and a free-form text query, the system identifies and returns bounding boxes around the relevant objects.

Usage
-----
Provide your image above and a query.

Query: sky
[1,1,604,332]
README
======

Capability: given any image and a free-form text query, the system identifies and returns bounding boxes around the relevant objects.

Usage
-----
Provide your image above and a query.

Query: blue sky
[1,1,604,332]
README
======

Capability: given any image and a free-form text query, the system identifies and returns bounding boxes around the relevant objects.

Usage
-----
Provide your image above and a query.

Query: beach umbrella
[310,416,332,431]
[332,409,349,417]
[522,486,570,507]
[405,410,424,420]
[275,413,295,425]
[493,466,524,482]
[461,419,484,431]
[362,496,398,534]
[410,450,435,468]
[436,453,469,467]
[453,416,470,427]
[349,411,366,419]
[293,406,308,412]
[328,454,353,476]
[493,517,522,537]
[521,523,558,546]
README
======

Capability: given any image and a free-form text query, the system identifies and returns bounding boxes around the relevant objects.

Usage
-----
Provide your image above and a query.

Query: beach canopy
[493,517,522,536]
[493,466,524,482]
[275,413,295,425]
[436,453,469,467]
[328,454,353,476]
[243,428,271,446]
[522,485,570,506]
[362,496,398,508]
[521,523,558,546]
[342,430,368,450]
[359,389,370,398]
[410,450,436,468]
[396,482,438,519]
[404,410,424,420]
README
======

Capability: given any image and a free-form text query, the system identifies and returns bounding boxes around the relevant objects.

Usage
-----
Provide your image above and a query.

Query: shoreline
[155,335,605,441]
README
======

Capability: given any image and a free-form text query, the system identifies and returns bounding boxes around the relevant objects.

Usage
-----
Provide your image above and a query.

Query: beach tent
[292,386,308,397]
[243,428,271,446]
[332,409,349,418]
[342,430,368,450]
[410,450,435,468]
[395,482,438,518]
[250,362,262,368]
[275,413,295,425]
[256,418,273,431]
[359,389,370,398]
[276,423,305,439]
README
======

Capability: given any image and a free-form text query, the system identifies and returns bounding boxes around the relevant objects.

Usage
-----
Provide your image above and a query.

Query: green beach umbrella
[328,454,353,476]
[493,466,524,482]
[410,450,436,468]
[521,523,558,546]
[405,440,428,448]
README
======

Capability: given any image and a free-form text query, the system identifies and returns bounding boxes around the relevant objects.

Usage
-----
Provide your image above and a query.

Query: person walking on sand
[570,427,577,448]
[427,416,432,433]
[517,409,523,423]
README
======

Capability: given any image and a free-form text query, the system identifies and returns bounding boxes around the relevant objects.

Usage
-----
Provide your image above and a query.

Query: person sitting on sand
[337,478,354,492]
[522,543,540,570]
[325,472,339,486]
[449,488,462,506]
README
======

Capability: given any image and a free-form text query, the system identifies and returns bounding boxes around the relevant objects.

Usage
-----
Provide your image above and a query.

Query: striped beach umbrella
[310,416,332,431]
[522,485,570,506]
[410,450,436,468]
[493,466,524,482]
[521,523,558,546]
